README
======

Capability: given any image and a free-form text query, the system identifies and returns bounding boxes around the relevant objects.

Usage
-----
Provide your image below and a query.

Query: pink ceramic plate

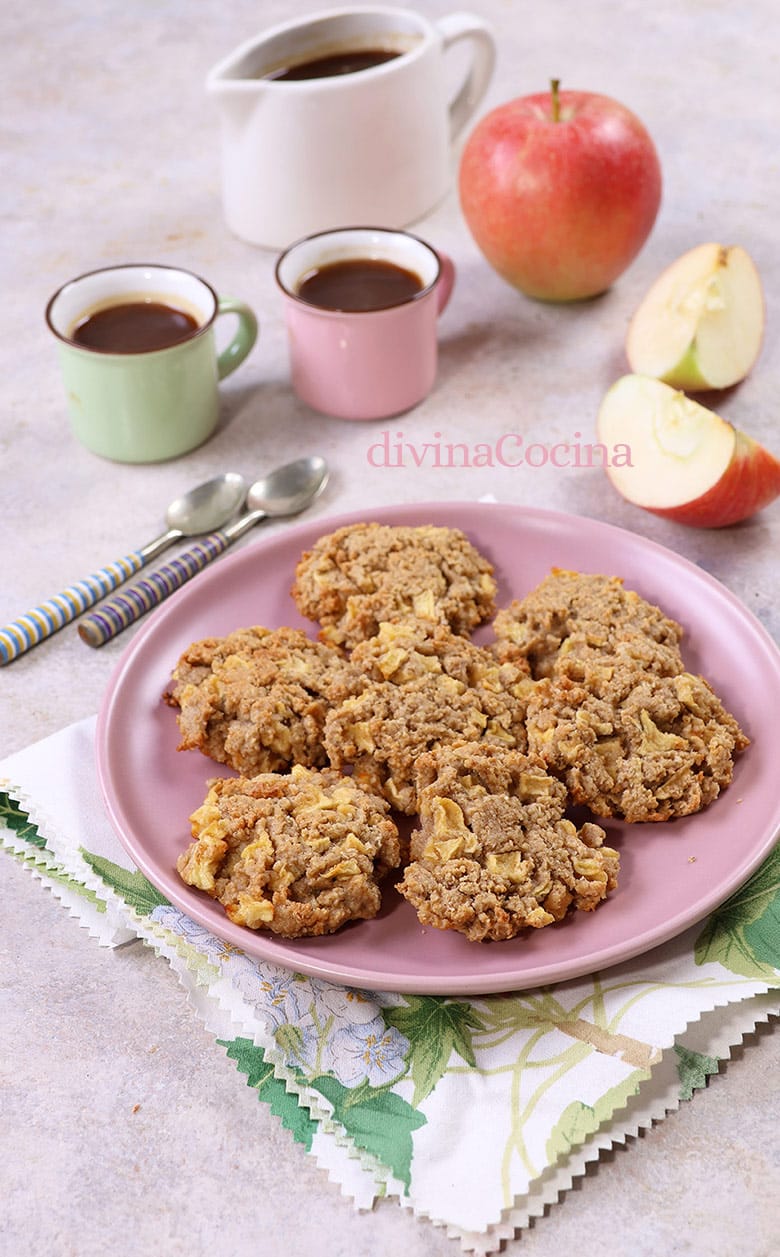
[96,502,780,994]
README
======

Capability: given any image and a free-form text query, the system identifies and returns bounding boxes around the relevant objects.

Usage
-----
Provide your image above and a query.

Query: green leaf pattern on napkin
[309,1074,426,1191]
[694,844,780,981]
[80,849,171,915]
[545,1071,646,1162]
[0,791,105,910]
[673,1044,720,1101]
[383,995,487,1104]
[0,791,46,847]
[220,1037,319,1151]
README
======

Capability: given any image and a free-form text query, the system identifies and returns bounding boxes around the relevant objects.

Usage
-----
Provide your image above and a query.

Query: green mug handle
[215,297,259,380]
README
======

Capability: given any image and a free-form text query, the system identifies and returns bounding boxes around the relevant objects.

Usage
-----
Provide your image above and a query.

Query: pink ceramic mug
[275,226,455,420]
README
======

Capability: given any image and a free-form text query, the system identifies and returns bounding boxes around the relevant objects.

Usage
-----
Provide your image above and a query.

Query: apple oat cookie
[492,568,684,679]
[351,617,530,686]
[351,618,534,737]
[324,622,536,815]
[525,668,749,823]
[176,765,400,938]
[291,522,497,650]
[396,743,619,942]
[163,625,359,776]
[324,620,535,813]
[324,678,499,815]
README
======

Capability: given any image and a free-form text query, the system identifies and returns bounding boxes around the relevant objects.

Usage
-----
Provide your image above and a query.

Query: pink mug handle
[435,250,456,315]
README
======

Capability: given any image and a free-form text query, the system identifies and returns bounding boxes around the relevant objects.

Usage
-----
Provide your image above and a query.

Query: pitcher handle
[436,13,496,141]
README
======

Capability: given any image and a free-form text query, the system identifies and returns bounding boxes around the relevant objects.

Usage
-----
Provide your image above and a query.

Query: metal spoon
[0,472,247,665]
[78,455,329,649]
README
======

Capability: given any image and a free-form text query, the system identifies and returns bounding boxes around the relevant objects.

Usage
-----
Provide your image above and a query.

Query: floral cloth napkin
[2,716,779,1253]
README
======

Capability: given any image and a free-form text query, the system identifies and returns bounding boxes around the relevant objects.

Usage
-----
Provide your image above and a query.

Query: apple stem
[550,78,561,121]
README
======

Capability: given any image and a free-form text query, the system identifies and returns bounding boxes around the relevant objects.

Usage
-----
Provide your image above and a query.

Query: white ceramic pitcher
[207,6,496,249]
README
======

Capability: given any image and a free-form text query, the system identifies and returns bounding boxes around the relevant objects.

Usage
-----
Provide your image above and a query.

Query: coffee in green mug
[46,263,258,463]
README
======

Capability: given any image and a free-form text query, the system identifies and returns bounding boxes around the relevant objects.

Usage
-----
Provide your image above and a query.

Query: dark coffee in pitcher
[263,46,402,81]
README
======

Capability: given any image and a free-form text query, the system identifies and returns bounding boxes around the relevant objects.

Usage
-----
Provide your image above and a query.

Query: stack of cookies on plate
[163,523,748,943]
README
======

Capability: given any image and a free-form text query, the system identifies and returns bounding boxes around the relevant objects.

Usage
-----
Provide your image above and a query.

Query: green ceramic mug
[46,263,258,463]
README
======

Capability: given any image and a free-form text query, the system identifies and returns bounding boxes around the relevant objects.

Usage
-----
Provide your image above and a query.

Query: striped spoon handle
[78,533,232,648]
[0,551,148,664]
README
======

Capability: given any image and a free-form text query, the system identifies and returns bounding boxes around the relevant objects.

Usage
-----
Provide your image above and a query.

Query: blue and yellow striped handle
[0,552,146,664]
[78,533,231,648]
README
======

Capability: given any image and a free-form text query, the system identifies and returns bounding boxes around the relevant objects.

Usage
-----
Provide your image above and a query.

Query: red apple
[597,374,780,527]
[459,81,662,301]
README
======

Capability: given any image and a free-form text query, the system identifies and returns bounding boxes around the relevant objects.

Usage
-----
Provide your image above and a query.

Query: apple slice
[625,243,764,390]
[597,374,780,527]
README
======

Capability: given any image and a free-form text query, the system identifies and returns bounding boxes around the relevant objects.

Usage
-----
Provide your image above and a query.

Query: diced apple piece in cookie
[597,374,780,527]
[626,243,764,390]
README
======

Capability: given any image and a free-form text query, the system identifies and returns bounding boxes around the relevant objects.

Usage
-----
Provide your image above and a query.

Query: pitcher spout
[206,32,270,93]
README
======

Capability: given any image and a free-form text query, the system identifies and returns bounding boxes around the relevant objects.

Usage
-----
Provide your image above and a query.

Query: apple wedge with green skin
[597,375,780,528]
[626,243,764,390]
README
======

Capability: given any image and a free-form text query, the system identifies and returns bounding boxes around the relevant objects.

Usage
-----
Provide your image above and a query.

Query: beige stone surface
[1,1,778,1253]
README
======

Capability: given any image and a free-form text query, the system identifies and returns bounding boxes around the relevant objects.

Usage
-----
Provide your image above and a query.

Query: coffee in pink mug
[275,227,455,421]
